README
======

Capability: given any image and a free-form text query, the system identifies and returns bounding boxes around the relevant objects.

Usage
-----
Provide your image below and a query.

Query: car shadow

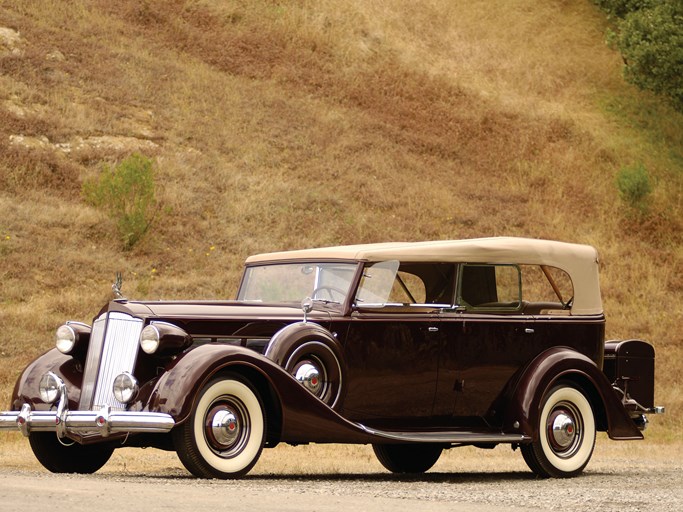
[244,471,536,483]
[123,470,599,483]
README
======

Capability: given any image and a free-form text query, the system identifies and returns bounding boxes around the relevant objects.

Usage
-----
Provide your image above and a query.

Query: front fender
[145,344,273,422]
[503,346,642,441]
[8,348,84,411]
[144,343,374,445]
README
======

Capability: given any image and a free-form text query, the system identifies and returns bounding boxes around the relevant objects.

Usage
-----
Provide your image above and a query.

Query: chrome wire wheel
[521,384,596,478]
[173,374,265,479]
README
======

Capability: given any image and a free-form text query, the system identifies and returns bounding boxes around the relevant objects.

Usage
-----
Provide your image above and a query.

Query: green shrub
[596,1,683,113]
[615,4,683,113]
[593,0,652,18]
[83,153,158,250]
[616,163,653,213]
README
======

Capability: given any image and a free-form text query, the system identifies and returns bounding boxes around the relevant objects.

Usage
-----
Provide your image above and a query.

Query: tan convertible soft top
[246,237,603,315]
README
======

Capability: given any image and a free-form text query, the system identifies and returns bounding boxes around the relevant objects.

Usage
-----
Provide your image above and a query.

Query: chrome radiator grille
[78,312,143,411]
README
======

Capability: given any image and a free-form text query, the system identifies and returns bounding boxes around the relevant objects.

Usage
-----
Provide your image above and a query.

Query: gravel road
[1,439,681,511]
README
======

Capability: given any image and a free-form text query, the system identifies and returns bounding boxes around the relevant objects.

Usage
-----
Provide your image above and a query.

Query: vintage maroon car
[0,237,664,478]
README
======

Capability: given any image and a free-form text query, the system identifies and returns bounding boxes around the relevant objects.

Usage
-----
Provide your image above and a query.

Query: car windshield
[237,262,358,303]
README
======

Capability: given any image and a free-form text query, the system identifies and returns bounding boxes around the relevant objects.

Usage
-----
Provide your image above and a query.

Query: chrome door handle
[428,327,439,332]
[524,328,535,334]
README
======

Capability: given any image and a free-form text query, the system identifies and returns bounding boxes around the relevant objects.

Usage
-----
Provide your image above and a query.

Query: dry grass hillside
[0,0,681,437]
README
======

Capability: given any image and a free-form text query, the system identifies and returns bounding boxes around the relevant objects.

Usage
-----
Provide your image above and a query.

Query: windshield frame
[236,260,362,307]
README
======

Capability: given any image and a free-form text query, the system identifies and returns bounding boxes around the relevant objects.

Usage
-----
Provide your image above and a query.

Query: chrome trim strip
[358,424,531,444]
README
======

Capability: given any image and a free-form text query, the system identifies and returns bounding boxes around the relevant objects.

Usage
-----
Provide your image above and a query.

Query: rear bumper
[0,403,175,438]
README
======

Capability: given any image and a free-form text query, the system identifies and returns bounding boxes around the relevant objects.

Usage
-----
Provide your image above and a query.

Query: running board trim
[358,424,531,444]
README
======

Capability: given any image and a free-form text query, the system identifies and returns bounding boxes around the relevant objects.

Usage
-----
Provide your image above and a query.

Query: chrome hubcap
[547,404,582,457]
[204,399,249,457]
[295,363,322,395]
[210,409,240,446]
[550,412,576,449]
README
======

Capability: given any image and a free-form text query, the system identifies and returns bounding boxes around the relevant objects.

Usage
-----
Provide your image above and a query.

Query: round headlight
[113,372,139,404]
[39,372,64,404]
[140,324,160,354]
[54,322,90,355]
[55,324,76,354]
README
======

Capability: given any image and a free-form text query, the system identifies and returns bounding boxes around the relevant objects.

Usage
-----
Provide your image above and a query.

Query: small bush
[616,4,683,113]
[616,163,652,213]
[83,153,158,250]
[596,1,683,113]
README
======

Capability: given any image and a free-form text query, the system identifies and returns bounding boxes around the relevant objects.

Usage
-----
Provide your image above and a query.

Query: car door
[434,263,537,426]
[341,307,441,427]
[338,260,444,428]
[436,310,536,424]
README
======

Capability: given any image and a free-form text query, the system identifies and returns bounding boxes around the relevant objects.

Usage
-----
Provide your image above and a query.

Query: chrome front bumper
[0,403,175,438]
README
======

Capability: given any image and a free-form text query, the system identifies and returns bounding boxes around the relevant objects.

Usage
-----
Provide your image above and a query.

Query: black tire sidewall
[29,432,114,474]
[372,443,443,473]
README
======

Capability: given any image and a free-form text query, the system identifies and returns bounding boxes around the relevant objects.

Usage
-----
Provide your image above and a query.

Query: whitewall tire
[521,384,596,478]
[173,374,265,479]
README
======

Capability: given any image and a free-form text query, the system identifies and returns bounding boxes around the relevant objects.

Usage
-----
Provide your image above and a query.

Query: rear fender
[503,347,642,441]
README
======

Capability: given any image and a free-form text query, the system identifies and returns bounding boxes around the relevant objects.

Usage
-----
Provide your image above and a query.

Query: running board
[358,424,531,444]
